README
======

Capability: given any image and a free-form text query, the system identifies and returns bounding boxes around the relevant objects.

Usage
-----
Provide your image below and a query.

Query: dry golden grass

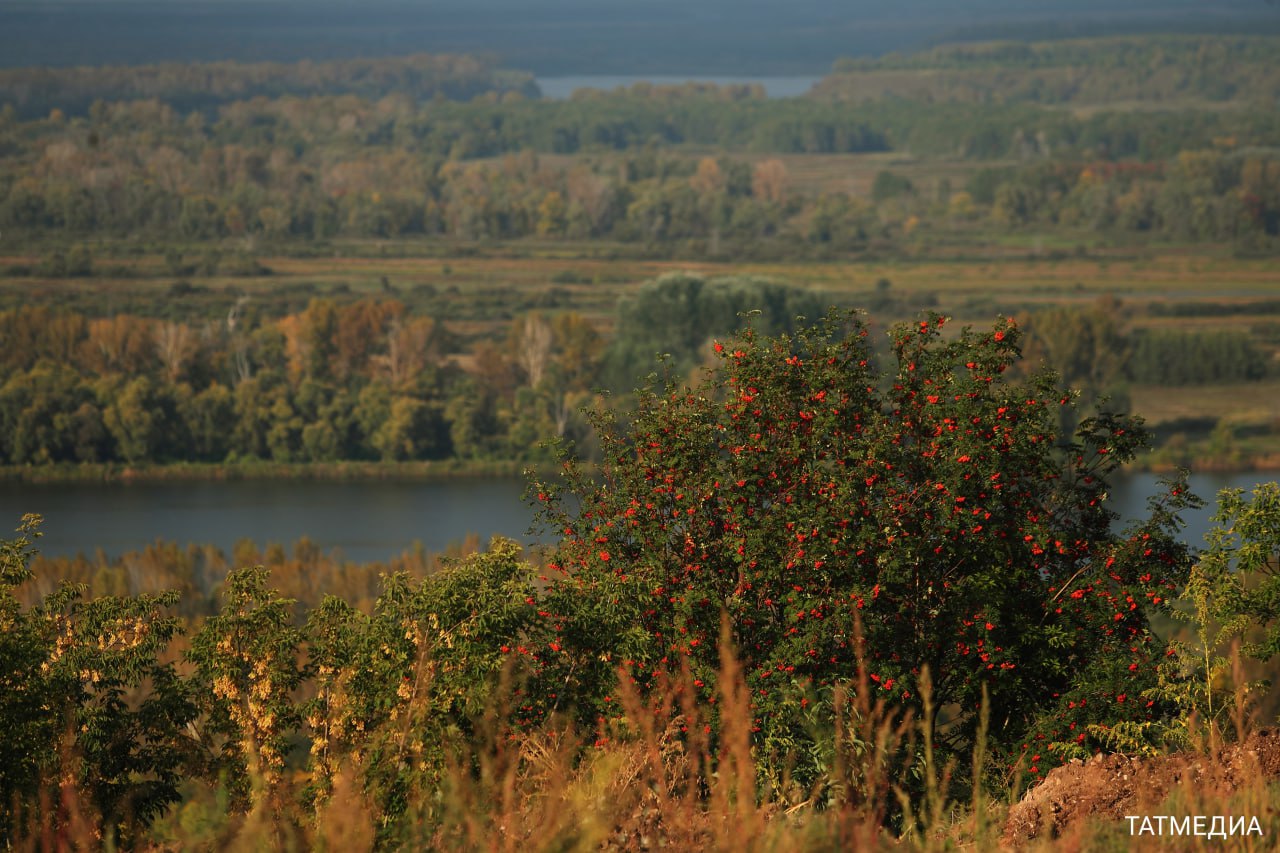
[12,618,1280,852]
[1131,380,1280,427]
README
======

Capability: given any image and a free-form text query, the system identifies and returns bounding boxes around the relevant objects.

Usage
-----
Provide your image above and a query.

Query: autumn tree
[299,299,340,383]
[333,299,405,382]
[375,315,440,389]
[83,316,154,376]
[751,158,790,205]
[603,273,825,389]
[512,313,553,389]
[154,320,195,384]
[1019,297,1132,426]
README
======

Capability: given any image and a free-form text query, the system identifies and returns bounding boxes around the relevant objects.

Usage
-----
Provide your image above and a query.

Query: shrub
[871,171,915,203]
[1153,482,1280,744]
[305,538,536,831]
[0,515,197,845]
[531,310,1196,788]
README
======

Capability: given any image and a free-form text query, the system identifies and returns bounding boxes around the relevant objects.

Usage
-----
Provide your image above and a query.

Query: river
[535,75,822,100]
[2,469,1276,565]
[2,477,539,564]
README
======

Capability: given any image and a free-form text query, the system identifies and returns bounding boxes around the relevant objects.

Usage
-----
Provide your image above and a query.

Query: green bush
[0,515,197,845]
[602,272,826,389]
[1153,483,1280,744]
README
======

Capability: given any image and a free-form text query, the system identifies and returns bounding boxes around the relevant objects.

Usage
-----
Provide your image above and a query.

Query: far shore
[3,455,1280,485]
[0,459,567,485]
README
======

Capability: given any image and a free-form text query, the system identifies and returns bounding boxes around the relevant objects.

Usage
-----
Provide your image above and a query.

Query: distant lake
[2,469,1277,565]
[536,75,822,100]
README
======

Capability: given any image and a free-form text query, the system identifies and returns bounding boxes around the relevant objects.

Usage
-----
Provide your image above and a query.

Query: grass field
[5,242,1276,307]
[1132,380,1280,427]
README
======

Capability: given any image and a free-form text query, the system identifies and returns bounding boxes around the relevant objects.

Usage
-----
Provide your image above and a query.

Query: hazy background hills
[3,0,1278,73]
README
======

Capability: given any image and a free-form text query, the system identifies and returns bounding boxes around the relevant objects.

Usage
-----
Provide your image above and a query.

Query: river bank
[0,459,566,484]
[3,453,1279,485]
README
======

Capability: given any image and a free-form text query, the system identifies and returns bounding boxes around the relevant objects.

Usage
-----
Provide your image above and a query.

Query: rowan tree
[529,310,1196,783]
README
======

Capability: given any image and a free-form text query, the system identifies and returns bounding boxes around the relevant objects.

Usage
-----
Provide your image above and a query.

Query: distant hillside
[0,54,539,119]
[812,35,1280,107]
[0,1,1275,75]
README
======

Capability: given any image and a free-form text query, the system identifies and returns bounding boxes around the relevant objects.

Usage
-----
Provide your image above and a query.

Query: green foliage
[0,515,48,823]
[1127,329,1269,385]
[603,272,827,388]
[1019,300,1133,435]
[0,53,536,119]
[3,56,1279,255]
[3,304,1280,841]
[871,171,915,203]
[0,299,524,468]
[1021,300,1130,393]
[303,538,536,834]
[1208,484,1280,666]
[0,523,543,840]
[187,567,306,809]
[824,35,1280,106]
[1152,483,1280,744]
[2,457,1279,842]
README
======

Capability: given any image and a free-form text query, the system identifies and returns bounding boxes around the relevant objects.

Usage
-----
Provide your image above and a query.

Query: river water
[2,470,1276,565]
[2,478,538,564]
[536,75,822,100]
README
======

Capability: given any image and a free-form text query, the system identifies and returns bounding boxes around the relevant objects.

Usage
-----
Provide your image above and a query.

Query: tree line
[2,280,1275,471]
[0,273,839,469]
[2,101,1278,254]
[0,299,594,467]
[0,53,537,120]
[962,151,1280,241]
[1020,299,1273,402]
[822,35,1280,105]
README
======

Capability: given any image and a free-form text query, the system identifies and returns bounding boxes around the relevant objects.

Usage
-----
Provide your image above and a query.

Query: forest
[1,86,1279,250]
[3,25,1280,850]
[821,35,1280,104]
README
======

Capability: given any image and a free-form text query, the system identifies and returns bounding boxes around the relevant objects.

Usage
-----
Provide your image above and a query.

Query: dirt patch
[1002,729,1280,846]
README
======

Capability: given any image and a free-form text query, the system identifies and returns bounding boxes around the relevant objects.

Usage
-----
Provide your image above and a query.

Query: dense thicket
[19,40,1280,253]
[1127,329,1269,386]
[1021,302,1273,395]
[0,299,592,467]
[2,281,1276,471]
[840,35,1280,71]
[602,273,828,387]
